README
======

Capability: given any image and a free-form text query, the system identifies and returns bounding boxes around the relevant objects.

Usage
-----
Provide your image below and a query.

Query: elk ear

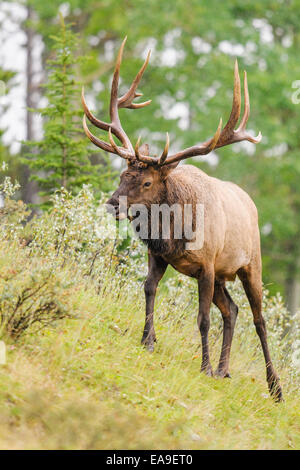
[127,143,150,167]
[139,143,149,156]
[159,162,179,181]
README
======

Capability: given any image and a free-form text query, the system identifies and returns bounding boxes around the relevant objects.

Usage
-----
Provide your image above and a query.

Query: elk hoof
[141,336,156,353]
[215,370,231,378]
[146,343,155,353]
[142,342,155,353]
[201,365,214,377]
[269,378,283,403]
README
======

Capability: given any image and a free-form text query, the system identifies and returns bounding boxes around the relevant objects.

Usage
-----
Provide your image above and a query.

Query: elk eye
[144,181,152,188]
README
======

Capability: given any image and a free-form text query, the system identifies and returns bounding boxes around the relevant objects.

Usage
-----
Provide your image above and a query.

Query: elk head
[82,37,261,220]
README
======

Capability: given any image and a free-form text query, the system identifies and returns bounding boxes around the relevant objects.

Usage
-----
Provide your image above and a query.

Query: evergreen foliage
[23,14,102,208]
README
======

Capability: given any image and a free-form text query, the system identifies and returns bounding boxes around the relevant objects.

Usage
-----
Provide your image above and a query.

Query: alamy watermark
[96,197,205,251]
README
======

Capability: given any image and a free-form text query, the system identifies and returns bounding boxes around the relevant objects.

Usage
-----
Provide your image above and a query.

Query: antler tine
[83,115,130,160]
[134,136,142,161]
[110,36,127,125]
[234,70,262,144]
[158,133,170,165]
[134,133,172,166]
[81,87,110,132]
[216,59,241,147]
[206,117,223,151]
[135,136,158,164]
[118,50,152,109]
[82,115,113,153]
[108,126,120,154]
[82,85,129,145]
[108,127,132,160]
[237,70,249,131]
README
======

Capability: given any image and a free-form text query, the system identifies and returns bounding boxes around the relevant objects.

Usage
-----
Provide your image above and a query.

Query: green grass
[0,281,299,450]
[0,189,299,449]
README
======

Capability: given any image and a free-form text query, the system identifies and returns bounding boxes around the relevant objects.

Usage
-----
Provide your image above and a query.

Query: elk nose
[105,196,128,220]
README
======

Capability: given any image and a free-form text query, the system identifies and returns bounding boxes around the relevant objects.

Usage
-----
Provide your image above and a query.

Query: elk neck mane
[138,165,203,257]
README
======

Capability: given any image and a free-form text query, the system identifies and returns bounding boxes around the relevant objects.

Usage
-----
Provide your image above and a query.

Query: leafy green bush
[0,173,145,339]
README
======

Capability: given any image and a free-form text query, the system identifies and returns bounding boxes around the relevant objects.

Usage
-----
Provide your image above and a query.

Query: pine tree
[24,14,102,208]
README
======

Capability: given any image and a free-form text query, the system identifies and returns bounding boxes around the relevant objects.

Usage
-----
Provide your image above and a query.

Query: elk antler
[160,60,262,166]
[82,36,151,161]
[82,38,261,166]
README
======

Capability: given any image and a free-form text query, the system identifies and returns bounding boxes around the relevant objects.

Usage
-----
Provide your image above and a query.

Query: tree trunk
[21,5,38,205]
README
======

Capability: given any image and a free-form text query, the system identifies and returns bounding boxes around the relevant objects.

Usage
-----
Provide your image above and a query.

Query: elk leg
[197,268,215,376]
[238,264,283,402]
[213,281,238,378]
[142,252,168,352]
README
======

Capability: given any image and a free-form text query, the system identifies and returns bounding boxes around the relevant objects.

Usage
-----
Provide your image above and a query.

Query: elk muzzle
[106,194,128,221]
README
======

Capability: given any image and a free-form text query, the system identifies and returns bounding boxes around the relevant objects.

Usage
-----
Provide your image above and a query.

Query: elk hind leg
[238,264,283,402]
[197,268,215,377]
[213,280,238,378]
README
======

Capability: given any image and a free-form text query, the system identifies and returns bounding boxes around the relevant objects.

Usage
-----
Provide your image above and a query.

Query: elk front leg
[213,281,238,378]
[197,267,215,376]
[142,252,168,352]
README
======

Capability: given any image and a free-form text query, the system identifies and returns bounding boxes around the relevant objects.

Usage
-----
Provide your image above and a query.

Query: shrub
[0,257,71,339]
[0,179,145,339]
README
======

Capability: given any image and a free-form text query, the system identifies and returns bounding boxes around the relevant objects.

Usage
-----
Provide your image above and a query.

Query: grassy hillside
[0,187,299,450]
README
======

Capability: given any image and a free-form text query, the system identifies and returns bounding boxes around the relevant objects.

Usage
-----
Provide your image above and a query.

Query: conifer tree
[24,14,102,208]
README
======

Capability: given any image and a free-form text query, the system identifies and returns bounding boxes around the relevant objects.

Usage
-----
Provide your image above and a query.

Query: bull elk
[82,37,283,402]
